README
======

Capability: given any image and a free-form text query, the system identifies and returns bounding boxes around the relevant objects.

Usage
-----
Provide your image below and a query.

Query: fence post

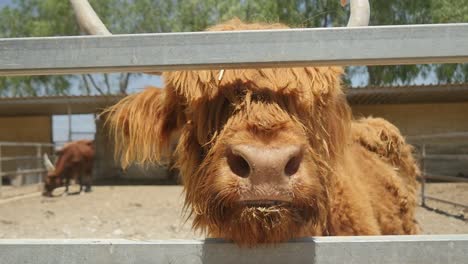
[68,104,72,142]
[36,144,42,192]
[0,145,2,198]
[420,143,426,207]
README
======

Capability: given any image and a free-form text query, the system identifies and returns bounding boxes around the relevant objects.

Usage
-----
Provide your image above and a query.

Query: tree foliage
[0,0,141,96]
[431,0,468,84]
[0,0,467,96]
[0,0,78,96]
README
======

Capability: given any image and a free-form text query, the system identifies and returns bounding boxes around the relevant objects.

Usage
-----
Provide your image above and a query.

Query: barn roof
[0,83,467,116]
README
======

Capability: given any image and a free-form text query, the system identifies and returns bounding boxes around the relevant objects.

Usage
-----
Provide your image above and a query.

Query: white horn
[69,0,112,35]
[43,153,56,172]
[69,1,161,75]
[342,0,370,27]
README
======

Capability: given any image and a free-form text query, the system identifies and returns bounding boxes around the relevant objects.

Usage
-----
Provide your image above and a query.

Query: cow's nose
[227,144,303,184]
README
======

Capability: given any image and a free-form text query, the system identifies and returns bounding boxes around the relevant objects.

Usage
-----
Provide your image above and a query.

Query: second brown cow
[42,140,94,197]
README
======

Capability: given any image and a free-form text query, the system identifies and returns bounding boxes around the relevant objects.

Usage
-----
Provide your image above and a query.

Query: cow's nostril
[227,150,250,178]
[284,153,302,176]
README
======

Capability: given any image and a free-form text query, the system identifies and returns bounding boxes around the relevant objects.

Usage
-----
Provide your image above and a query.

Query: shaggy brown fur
[106,19,420,246]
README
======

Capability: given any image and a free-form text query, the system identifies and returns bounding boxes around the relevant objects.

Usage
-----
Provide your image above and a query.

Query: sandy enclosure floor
[0,184,466,239]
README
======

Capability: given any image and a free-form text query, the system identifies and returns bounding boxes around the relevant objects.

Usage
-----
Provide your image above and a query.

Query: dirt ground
[0,184,466,239]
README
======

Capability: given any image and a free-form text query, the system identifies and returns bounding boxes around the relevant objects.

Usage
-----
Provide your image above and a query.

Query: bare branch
[85,74,105,95]
[81,75,91,95]
[119,73,131,94]
[103,73,111,94]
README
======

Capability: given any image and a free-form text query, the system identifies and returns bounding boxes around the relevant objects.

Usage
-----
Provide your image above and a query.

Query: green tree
[165,0,460,86]
[0,0,78,96]
[220,0,467,86]
[431,0,468,84]
[0,0,170,96]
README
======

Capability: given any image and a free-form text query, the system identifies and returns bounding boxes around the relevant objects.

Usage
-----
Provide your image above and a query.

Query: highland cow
[73,0,420,246]
[105,20,419,246]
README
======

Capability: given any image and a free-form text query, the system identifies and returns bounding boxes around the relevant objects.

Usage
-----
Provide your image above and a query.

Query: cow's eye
[251,92,264,101]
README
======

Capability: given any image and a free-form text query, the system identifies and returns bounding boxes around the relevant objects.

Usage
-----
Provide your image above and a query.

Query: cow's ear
[105,86,184,168]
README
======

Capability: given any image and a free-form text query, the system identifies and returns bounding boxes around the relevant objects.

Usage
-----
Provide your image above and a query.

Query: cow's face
[43,173,62,197]
[108,66,351,245]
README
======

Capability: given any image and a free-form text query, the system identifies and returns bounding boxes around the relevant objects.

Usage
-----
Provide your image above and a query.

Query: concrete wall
[352,102,468,136]
[0,116,52,184]
[93,116,120,180]
[0,116,52,142]
[352,102,468,177]
[94,115,172,182]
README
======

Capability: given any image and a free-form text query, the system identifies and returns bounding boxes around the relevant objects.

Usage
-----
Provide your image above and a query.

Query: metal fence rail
[0,168,48,178]
[420,147,468,209]
[0,142,54,148]
[409,132,468,209]
[424,173,468,183]
[0,235,466,264]
[0,23,468,76]
[0,142,55,198]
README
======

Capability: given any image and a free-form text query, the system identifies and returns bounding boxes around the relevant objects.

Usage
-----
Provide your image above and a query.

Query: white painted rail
[1,23,468,76]
[0,235,467,264]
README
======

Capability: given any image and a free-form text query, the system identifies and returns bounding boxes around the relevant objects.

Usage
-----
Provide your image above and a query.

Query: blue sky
[0,0,13,8]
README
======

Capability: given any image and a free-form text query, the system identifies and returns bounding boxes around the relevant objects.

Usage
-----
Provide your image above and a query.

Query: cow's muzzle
[226,144,304,185]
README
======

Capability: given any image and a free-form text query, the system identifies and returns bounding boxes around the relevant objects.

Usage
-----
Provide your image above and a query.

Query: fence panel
[409,133,468,209]
[0,235,467,264]
[0,142,54,198]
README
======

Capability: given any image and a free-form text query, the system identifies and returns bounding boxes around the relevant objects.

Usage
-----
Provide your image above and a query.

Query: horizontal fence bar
[415,154,468,161]
[423,154,468,161]
[424,195,468,210]
[0,156,42,162]
[0,169,47,177]
[407,132,468,140]
[70,131,95,135]
[0,142,54,147]
[1,23,468,76]
[424,174,468,183]
[0,235,467,264]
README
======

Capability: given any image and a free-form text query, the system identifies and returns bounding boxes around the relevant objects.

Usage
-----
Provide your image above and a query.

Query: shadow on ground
[421,205,466,222]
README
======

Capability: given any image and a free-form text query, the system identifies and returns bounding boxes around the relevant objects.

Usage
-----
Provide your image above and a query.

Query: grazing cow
[42,140,95,197]
[74,0,420,246]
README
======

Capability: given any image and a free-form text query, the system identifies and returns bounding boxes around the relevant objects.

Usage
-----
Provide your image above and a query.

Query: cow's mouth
[240,200,290,207]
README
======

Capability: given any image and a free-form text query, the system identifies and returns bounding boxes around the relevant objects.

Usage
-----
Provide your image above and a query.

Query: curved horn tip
[43,153,56,172]
[346,0,370,27]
